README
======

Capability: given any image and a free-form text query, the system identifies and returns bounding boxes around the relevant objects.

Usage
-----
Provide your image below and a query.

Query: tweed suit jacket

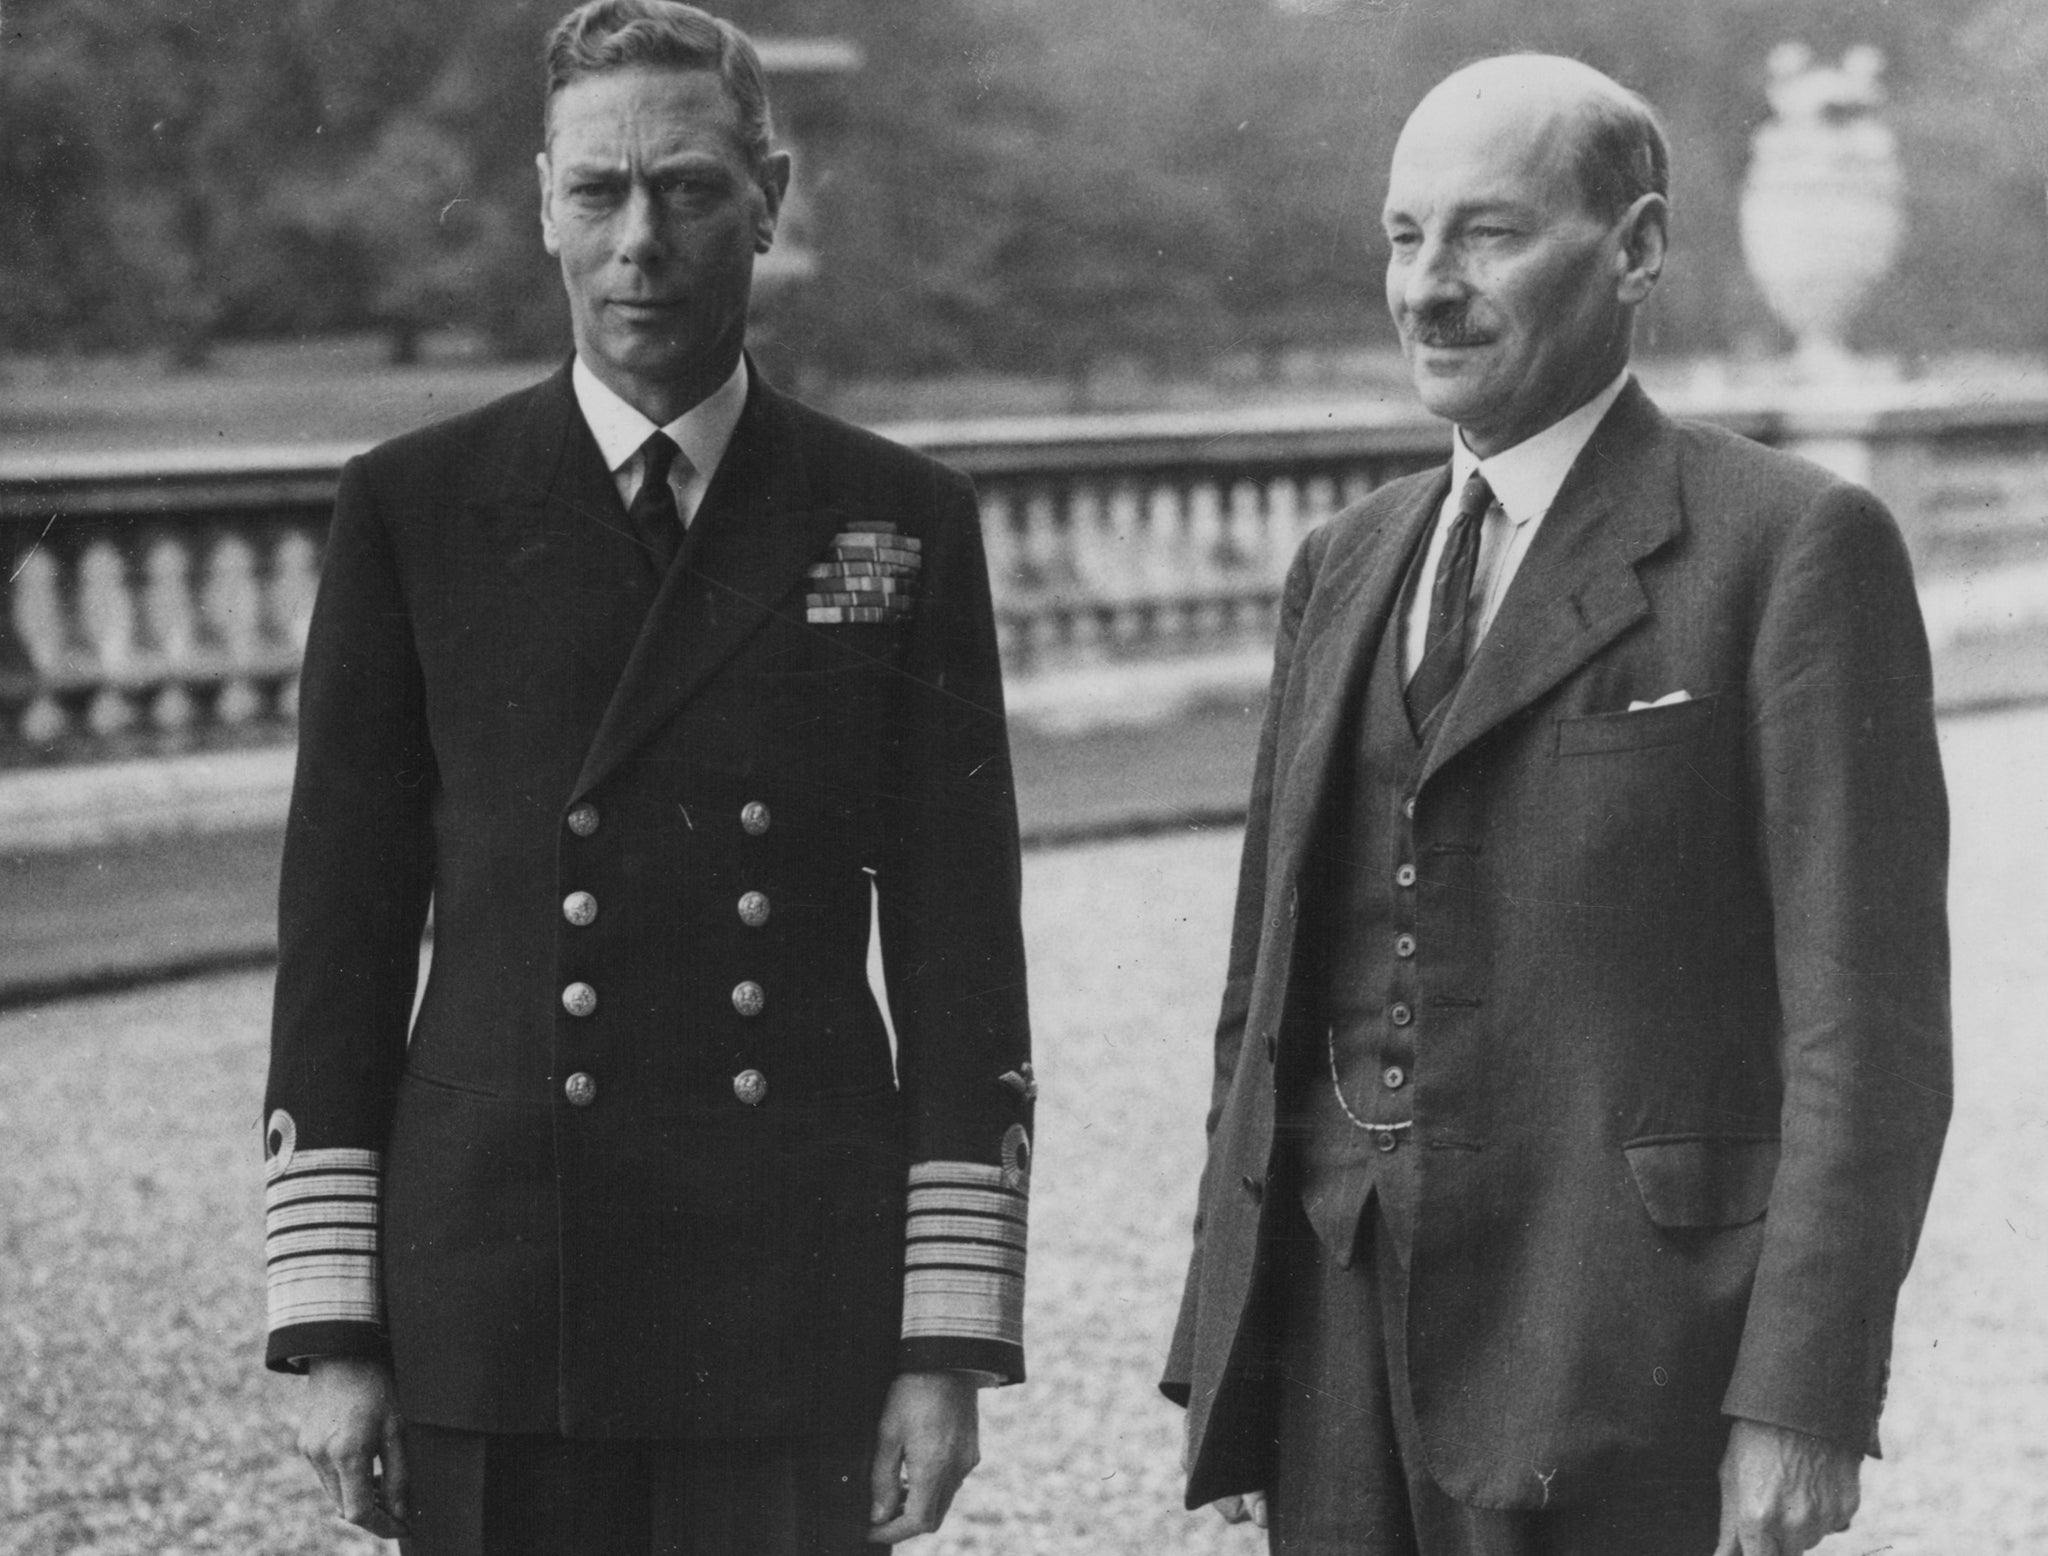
[262,361,1033,1440]
[1164,382,1950,1509]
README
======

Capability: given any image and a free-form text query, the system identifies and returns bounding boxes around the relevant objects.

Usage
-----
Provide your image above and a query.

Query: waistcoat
[1286,584,1426,1266]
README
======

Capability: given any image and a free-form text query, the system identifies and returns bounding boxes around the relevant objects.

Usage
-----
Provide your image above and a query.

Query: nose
[615,184,665,269]
[1395,231,1467,317]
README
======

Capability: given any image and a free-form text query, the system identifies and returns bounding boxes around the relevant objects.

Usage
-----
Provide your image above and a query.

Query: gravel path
[2,707,2043,1554]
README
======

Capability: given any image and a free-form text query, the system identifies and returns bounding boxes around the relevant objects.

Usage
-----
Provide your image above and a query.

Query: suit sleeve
[261,455,437,1372]
[1161,527,1324,1403]
[1722,482,1952,1452]
[875,470,1034,1383]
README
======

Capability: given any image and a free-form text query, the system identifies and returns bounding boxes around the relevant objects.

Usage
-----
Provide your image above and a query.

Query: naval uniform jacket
[1163,383,1950,1509]
[262,361,1033,1440]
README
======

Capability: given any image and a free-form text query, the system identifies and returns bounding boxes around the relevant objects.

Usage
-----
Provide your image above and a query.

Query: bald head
[1381,54,1669,456]
[1403,55,1667,224]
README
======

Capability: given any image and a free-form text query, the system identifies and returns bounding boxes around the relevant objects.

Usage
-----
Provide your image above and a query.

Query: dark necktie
[1404,471,1494,736]
[626,431,687,575]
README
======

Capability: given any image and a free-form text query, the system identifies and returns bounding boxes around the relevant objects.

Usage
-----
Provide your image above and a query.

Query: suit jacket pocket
[1556,694,1718,756]
[1623,1134,1780,1228]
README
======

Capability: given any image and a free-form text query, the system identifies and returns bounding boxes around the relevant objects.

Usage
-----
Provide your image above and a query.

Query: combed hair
[1573,84,1668,220]
[542,0,774,169]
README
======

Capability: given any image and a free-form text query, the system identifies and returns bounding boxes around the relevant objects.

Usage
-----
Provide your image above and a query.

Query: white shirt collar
[1450,369,1631,527]
[571,354,749,484]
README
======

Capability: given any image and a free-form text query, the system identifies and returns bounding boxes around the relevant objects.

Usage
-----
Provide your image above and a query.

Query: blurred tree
[5,0,2044,378]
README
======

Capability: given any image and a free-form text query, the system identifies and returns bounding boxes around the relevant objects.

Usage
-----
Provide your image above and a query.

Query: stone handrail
[4,384,2047,770]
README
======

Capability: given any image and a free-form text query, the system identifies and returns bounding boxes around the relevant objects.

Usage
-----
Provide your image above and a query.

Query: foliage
[3,0,2044,372]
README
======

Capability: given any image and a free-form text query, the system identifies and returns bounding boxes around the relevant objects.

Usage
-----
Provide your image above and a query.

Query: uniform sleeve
[1722,482,1952,1452]
[874,470,1034,1383]
[262,456,437,1372]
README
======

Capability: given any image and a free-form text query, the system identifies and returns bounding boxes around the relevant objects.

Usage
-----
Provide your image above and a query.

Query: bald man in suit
[1165,55,1949,1556]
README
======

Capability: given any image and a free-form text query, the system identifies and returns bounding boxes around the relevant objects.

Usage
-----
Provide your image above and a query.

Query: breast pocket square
[1627,689,1693,712]
[806,521,921,624]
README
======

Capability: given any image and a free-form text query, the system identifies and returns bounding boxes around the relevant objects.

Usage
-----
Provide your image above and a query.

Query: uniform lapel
[485,361,662,679]
[1418,382,1682,787]
[572,374,845,799]
[1266,470,1447,877]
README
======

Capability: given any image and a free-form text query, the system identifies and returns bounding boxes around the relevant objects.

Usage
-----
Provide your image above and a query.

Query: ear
[1614,191,1667,306]
[537,151,561,257]
[752,150,793,254]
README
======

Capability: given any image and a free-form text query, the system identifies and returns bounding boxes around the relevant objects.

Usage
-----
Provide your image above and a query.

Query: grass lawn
[3,706,2047,1554]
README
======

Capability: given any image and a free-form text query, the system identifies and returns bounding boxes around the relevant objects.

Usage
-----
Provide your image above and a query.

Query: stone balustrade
[5,384,2048,772]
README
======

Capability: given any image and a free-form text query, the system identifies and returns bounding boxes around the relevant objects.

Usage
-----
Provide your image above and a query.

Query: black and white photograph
[2,2,2044,1552]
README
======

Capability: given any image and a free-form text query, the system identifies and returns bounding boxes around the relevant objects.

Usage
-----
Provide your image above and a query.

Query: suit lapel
[1418,382,1682,786]
[483,362,662,679]
[572,375,844,798]
[1266,470,1447,876]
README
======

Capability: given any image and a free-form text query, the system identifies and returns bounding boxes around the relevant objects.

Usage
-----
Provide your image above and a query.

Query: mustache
[1405,305,1493,347]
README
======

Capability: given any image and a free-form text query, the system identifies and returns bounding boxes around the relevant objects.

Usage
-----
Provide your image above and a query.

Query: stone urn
[1738,43,1904,377]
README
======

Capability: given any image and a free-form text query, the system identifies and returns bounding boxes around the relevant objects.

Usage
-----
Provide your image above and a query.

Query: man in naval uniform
[261,5,1032,1551]
[1164,55,1949,1556]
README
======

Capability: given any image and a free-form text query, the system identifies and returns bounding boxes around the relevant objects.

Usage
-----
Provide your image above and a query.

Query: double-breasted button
[732,981,766,1018]
[1389,1002,1413,1027]
[1374,1132,1399,1154]
[1240,1174,1265,1202]
[737,890,771,928]
[1394,933,1416,959]
[1382,1065,1407,1090]
[740,801,771,836]
[1395,863,1417,888]
[1402,795,1417,820]
[561,982,598,1018]
[564,1072,597,1107]
[562,891,598,927]
[566,802,600,838]
[733,1069,768,1107]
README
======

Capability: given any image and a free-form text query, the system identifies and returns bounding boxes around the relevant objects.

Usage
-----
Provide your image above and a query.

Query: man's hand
[299,1355,409,1540]
[1713,1417,1860,1555]
[1181,1404,1269,1529]
[868,1370,980,1543]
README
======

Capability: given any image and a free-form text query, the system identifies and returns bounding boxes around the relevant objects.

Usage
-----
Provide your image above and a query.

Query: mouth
[1408,329,1495,352]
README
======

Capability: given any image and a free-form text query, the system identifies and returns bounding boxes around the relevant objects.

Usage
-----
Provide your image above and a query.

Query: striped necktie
[1404,471,1494,736]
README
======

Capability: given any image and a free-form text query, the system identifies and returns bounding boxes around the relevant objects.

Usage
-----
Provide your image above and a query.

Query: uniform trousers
[396,1424,882,1556]
[1266,1191,1723,1556]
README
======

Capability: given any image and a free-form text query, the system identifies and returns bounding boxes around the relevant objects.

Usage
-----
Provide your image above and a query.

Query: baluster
[1063,483,1106,658]
[204,531,265,726]
[1340,470,1374,510]
[1303,475,1338,535]
[1225,480,1268,639]
[1226,480,1265,575]
[139,531,199,732]
[978,489,1020,613]
[77,536,138,737]
[1266,478,1304,584]
[1103,484,1146,646]
[1143,482,1186,647]
[266,528,321,722]
[1186,481,1227,640]
[9,544,70,746]
[1021,489,1066,665]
